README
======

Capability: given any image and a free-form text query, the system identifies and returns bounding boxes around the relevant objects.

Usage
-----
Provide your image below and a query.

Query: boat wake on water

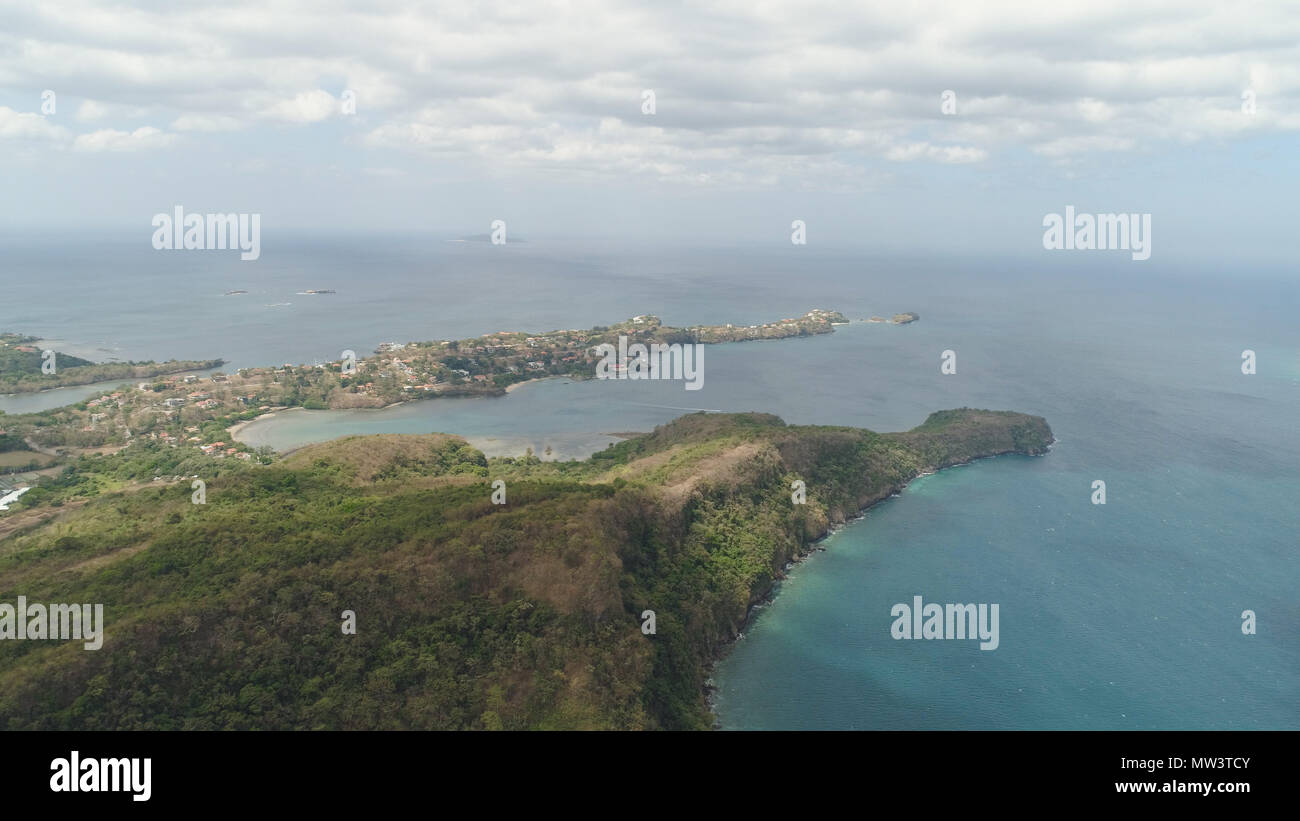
[617,401,725,413]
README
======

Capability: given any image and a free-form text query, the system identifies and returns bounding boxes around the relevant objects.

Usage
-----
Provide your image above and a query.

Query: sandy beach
[504,376,556,394]
[226,408,302,439]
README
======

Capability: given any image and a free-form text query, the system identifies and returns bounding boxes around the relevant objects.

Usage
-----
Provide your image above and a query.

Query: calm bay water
[2,235,1296,729]
[0,379,138,414]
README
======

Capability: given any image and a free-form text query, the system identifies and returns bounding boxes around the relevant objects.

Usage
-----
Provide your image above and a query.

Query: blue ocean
[2,235,1296,729]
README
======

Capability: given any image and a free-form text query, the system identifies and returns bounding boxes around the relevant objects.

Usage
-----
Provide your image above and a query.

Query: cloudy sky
[1,0,1297,261]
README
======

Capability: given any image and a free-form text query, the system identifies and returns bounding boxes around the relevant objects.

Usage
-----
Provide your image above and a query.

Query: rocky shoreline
[706,437,1054,726]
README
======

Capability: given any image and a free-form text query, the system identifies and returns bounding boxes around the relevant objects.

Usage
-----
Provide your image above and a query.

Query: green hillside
[0,409,1051,730]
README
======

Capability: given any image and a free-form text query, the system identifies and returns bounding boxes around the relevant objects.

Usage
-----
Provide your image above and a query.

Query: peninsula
[0,311,847,467]
[0,333,224,395]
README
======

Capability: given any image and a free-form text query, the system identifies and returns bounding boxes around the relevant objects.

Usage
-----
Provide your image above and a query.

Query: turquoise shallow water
[711,458,1297,729]
[3,237,1296,729]
[237,278,1299,729]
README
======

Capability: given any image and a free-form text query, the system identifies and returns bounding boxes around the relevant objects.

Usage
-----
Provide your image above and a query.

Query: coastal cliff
[0,408,1050,730]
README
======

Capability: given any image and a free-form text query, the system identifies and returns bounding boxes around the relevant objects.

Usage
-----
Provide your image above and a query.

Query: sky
[1,0,1297,263]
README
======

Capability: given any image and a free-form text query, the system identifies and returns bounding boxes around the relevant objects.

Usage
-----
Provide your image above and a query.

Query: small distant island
[867,312,919,324]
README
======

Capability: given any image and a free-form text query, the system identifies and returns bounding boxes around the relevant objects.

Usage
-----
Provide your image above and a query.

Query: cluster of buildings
[85,392,125,409]
[198,441,251,460]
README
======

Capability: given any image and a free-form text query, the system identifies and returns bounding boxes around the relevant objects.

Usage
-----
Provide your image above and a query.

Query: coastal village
[0,308,896,506]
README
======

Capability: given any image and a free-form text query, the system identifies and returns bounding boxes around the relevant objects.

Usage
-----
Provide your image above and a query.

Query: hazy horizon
[3,1,1298,265]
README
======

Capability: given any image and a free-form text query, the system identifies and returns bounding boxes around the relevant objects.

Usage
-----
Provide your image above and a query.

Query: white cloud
[72,126,175,152]
[886,142,989,164]
[172,114,243,132]
[75,100,110,122]
[0,0,1297,183]
[258,89,340,123]
[1032,134,1137,157]
[0,106,69,141]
